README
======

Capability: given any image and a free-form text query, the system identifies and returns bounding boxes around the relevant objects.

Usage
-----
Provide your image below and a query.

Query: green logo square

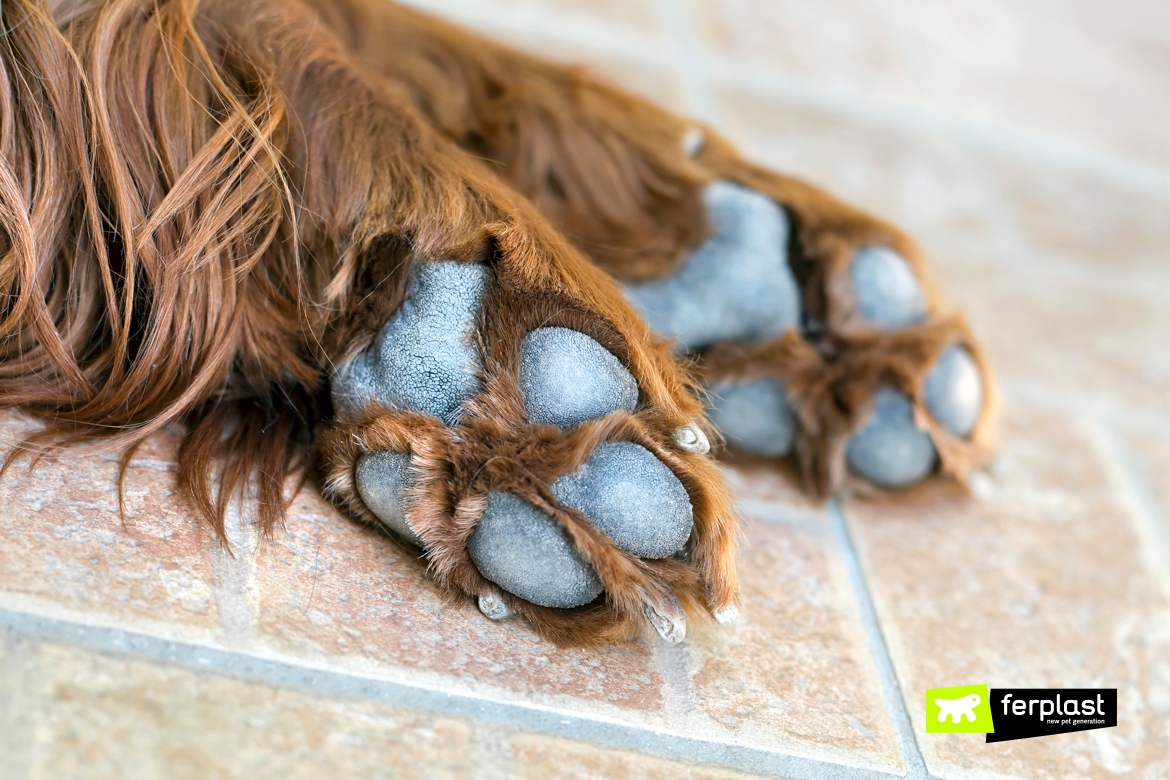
[926,684,995,733]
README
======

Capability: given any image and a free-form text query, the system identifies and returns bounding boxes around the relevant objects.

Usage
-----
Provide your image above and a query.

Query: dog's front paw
[320,258,737,644]
[627,178,996,496]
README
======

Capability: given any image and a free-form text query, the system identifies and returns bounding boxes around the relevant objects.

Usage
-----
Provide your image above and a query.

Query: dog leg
[316,8,999,496]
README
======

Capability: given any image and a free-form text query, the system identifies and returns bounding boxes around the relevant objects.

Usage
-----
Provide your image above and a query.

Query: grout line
[0,608,908,780]
[827,500,932,780]
[207,497,258,650]
[653,0,720,124]
[1085,422,1170,594]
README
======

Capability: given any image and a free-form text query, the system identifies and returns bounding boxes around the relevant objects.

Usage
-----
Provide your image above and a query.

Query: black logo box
[987,689,1117,743]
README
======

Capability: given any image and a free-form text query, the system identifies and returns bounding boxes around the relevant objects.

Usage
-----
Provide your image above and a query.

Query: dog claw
[672,423,710,454]
[643,591,687,643]
[478,592,513,621]
[712,604,740,626]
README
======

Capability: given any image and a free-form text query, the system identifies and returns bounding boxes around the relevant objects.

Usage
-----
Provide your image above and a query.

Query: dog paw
[625,179,996,495]
[321,257,738,643]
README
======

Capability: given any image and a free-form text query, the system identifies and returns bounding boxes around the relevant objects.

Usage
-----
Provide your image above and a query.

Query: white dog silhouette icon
[935,693,981,723]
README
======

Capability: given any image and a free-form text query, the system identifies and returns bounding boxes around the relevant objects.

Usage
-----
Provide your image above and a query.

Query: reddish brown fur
[304,9,998,494]
[0,0,741,646]
[0,0,993,644]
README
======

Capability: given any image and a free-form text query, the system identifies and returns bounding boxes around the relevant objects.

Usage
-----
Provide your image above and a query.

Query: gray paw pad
[469,442,694,607]
[468,492,603,609]
[552,442,693,559]
[923,345,984,438]
[708,378,796,457]
[846,388,937,487]
[520,327,638,427]
[332,260,488,424]
[849,246,927,330]
[624,180,801,350]
[356,451,421,546]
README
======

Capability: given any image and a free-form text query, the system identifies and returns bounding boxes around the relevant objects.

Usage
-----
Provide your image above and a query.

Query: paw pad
[923,344,983,438]
[625,181,801,349]
[849,246,926,330]
[553,442,692,559]
[333,260,487,424]
[846,388,938,487]
[469,492,603,608]
[469,441,694,607]
[355,450,419,545]
[707,378,796,458]
[520,327,638,426]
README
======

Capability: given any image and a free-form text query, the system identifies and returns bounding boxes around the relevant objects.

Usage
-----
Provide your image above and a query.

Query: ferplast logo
[925,684,995,734]
[925,686,1118,743]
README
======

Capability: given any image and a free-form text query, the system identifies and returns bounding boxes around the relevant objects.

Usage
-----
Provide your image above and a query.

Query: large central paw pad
[469,442,692,608]
[333,261,487,424]
[625,181,801,347]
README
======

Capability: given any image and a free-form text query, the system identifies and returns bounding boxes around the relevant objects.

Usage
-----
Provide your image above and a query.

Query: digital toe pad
[849,246,927,330]
[469,442,693,608]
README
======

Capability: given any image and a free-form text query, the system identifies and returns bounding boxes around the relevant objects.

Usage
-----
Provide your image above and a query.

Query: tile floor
[2,0,1169,778]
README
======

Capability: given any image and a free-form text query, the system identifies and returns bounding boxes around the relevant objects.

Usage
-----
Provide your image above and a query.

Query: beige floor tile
[511,732,765,779]
[686,0,928,108]
[713,85,1000,249]
[1119,426,1170,559]
[886,0,1170,172]
[847,399,1170,779]
[0,412,218,636]
[930,242,1170,419]
[688,0,1170,173]
[250,487,668,718]
[481,28,689,113]
[536,0,662,36]
[0,632,485,780]
[683,466,901,770]
[978,151,1170,279]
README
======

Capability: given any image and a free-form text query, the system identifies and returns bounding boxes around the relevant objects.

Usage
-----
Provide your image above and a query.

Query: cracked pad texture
[552,442,692,559]
[624,180,801,349]
[846,388,937,487]
[355,451,419,545]
[520,327,638,427]
[332,260,488,424]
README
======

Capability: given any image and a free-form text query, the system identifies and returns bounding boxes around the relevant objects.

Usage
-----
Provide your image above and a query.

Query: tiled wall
[2,1,1168,779]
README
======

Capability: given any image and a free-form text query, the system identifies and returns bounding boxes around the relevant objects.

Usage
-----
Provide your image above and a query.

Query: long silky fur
[0,0,741,646]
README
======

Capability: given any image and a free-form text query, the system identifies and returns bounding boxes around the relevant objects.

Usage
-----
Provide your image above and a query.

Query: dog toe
[468,491,604,609]
[708,378,796,458]
[552,441,693,560]
[846,387,938,487]
[849,245,927,330]
[355,450,420,545]
[924,344,984,439]
[519,327,638,427]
